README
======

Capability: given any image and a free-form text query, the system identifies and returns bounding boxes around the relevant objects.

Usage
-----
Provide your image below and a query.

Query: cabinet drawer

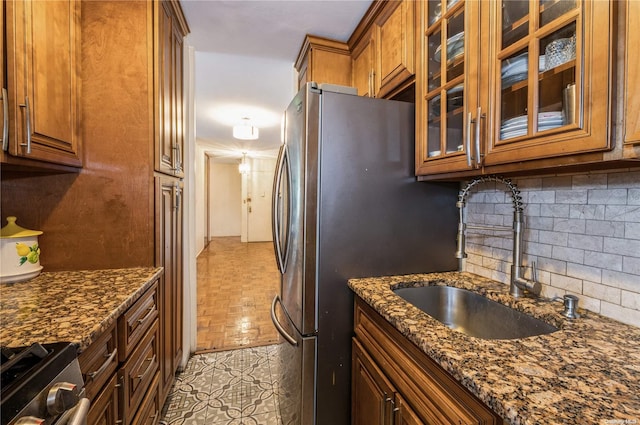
[79,321,118,400]
[119,281,159,361]
[119,320,159,425]
[131,373,160,425]
[87,373,119,425]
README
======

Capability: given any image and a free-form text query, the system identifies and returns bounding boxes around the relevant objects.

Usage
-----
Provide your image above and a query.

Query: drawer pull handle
[136,306,156,325]
[136,354,157,381]
[88,348,117,380]
[465,111,473,167]
[18,96,32,154]
[1,88,8,151]
[171,143,183,174]
[473,106,485,168]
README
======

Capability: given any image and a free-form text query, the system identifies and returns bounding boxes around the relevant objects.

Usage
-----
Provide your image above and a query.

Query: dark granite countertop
[348,271,640,425]
[0,267,163,352]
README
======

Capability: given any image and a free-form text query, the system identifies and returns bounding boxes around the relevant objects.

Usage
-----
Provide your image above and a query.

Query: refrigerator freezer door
[270,295,316,425]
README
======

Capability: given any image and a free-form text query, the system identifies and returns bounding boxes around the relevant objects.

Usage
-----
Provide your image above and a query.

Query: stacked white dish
[538,111,564,130]
[500,115,528,139]
[434,32,464,63]
[500,111,564,140]
[447,84,464,110]
[501,52,546,89]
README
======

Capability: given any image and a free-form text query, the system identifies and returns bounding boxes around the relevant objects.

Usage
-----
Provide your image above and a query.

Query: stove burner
[1,343,51,389]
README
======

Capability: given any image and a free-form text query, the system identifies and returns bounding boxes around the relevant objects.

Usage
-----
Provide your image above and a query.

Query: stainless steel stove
[0,342,89,425]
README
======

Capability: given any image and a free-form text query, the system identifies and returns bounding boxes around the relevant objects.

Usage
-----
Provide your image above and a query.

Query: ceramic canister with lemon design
[0,216,43,283]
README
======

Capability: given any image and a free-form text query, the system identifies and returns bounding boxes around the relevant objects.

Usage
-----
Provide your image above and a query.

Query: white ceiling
[181,0,373,161]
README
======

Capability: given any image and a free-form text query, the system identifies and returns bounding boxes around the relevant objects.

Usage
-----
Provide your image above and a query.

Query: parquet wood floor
[196,237,280,353]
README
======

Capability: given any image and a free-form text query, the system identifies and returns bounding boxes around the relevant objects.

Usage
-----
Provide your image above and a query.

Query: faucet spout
[511,269,542,297]
[457,176,540,298]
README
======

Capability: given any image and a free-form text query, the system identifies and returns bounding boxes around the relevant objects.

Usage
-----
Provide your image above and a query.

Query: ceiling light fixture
[233,117,259,140]
[238,152,250,174]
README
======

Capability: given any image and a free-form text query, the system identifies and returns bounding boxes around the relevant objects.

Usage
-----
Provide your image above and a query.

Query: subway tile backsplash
[463,169,640,328]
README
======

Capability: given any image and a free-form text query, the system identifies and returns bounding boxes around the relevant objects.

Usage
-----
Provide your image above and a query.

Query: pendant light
[238,152,250,174]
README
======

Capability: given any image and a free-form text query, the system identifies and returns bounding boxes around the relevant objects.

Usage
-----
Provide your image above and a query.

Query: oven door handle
[56,397,90,425]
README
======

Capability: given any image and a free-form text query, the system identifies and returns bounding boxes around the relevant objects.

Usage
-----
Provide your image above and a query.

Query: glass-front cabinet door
[416,0,482,175]
[483,0,612,167]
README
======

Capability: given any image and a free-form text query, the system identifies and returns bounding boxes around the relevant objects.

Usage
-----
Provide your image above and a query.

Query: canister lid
[0,217,43,238]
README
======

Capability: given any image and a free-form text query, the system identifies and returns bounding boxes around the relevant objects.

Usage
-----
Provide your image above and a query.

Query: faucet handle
[530,261,537,282]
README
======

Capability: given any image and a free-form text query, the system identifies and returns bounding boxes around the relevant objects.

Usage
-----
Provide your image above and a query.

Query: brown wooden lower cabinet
[131,374,160,425]
[155,175,183,405]
[353,297,504,425]
[394,394,424,425]
[353,338,418,425]
[87,374,119,425]
[119,321,159,425]
[81,281,161,425]
[80,322,119,401]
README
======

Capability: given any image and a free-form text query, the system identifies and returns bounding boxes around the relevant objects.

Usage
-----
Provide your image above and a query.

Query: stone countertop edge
[348,271,640,425]
[0,267,163,353]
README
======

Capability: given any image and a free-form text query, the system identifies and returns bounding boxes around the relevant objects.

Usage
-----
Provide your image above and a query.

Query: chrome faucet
[455,175,541,298]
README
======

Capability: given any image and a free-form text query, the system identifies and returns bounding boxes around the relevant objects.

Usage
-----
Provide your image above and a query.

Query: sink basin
[393,286,558,340]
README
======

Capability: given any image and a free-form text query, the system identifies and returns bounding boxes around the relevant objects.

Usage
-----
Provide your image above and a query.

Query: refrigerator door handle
[271,144,291,274]
[271,295,298,346]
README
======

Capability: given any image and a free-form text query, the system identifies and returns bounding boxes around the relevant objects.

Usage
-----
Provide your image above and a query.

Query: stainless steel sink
[393,286,558,340]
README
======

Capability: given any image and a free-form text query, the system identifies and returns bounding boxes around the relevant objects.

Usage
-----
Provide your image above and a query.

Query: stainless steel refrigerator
[270,83,458,425]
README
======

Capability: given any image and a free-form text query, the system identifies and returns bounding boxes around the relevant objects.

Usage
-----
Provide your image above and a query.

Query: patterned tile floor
[161,345,282,425]
[162,238,284,424]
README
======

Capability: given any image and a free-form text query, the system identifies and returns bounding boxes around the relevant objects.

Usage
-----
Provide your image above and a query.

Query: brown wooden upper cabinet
[155,0,189,178]
[416,0,613,177]
[623,0,640,154]
[295,35,352,90]
[351,28,376,98]
[2,0,82,168]
[350,0,415,99]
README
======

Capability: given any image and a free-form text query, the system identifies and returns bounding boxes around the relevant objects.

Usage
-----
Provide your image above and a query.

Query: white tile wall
[462,169,640,328]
